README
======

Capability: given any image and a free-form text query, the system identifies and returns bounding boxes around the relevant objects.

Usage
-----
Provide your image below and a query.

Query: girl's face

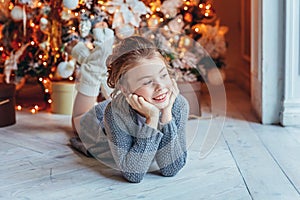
[123,57,173,110]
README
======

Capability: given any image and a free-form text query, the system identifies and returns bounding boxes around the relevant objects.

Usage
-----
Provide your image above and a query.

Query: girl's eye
[161,73,168,79]
[143,80,152,85]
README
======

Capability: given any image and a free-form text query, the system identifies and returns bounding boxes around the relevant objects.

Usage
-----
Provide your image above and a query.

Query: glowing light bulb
[17,105,22,111]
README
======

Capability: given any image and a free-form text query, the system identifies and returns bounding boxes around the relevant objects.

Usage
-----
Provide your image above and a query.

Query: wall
[280,0,300,126]
[214,0,250,94]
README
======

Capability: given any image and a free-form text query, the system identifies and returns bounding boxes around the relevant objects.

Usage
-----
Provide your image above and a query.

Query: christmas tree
[0,0,228,95]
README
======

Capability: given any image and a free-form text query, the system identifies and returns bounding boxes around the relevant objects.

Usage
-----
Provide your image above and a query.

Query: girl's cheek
[165,78,173,88]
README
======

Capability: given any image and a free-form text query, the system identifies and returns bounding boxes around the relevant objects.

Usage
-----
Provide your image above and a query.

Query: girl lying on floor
[70,33,189,183]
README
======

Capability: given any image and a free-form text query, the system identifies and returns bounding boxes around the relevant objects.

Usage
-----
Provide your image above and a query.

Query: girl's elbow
[122,172,145,183]
[160,153,187,177]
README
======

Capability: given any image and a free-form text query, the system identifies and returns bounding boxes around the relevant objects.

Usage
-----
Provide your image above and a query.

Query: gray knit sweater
[79,94,189,183]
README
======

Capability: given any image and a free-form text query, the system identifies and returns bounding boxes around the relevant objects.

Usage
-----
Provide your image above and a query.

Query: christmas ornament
[57,60,75,78]
[10,6,24,22]
[63,0,79,10]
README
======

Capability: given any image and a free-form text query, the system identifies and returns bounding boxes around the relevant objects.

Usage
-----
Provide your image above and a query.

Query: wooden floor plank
[250,124,300,194]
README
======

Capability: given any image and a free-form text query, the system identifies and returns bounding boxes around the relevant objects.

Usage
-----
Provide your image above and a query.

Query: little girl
[71,35,189,183]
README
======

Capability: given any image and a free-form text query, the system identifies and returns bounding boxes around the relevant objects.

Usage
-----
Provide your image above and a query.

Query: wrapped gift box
[0,83,16,127]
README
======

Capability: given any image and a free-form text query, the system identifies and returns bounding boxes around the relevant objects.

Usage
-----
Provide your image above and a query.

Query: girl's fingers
[126,94,139,109]
[138,96,149,109]
[131,94,141,108]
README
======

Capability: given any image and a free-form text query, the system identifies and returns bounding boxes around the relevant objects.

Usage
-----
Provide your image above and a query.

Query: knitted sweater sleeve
[155,94,189,177]
[104,103,163,183]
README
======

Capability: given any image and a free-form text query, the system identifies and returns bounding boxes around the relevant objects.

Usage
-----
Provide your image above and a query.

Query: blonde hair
[106,36,169,98]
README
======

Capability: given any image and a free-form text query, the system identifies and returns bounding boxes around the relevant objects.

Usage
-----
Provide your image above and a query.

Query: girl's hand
[161,79,179,123]
[126,94,160,129]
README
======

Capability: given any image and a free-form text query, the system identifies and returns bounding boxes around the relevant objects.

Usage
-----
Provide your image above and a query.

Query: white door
[251,0,300,126]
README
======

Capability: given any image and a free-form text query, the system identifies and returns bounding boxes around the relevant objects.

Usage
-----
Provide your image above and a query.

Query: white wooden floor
[0,83,300,200]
